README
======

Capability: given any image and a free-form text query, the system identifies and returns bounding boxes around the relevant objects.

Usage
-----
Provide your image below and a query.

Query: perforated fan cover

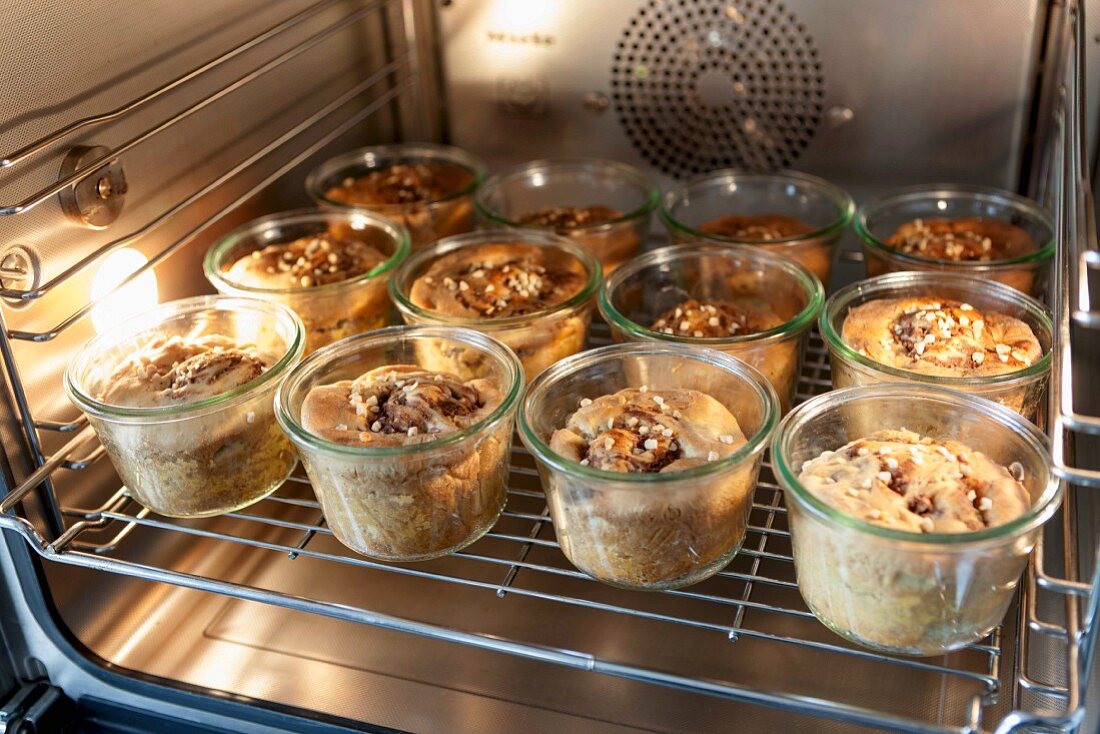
[610,0,824,178]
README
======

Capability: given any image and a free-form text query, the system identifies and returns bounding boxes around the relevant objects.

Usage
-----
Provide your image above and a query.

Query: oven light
[90,249,159,334]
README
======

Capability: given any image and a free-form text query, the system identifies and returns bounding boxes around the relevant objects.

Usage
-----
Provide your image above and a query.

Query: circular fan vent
[611,0,825,178]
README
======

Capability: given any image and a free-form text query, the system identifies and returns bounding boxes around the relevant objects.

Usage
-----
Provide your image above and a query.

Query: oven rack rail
[0,0,412,320]
[0,328,1088,734]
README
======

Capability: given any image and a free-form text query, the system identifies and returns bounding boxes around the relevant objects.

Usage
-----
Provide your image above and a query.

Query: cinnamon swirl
[841,297,1041,378]
[546,387,756,588]
[94,334,295,517]
[298,365,510,560]
[323,162,476,250]
[407,242,591,377]
[518,205,639,271]
[793,429,1032,652]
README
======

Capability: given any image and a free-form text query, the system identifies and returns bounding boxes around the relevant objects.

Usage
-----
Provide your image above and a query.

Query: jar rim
[659,169,855,245]
[64,295,305,422]
[772,383,1062,546]
[819,271,1053,387]
[518,342,779,485]
[598,243,824,346]
[305,142,487,210]
[853,183,1055,268]
[275,325,524,457]
[203,207,411,296]
[389,229,603,327]
[474,157,660,232]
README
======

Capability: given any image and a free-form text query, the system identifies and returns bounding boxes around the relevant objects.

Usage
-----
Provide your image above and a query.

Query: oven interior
[0,1,1097,732]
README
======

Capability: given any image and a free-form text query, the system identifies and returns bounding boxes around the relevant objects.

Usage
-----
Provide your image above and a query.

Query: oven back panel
[440,0,1045,197]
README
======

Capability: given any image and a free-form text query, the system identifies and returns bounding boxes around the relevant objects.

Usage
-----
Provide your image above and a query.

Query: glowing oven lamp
[90,249,159,334]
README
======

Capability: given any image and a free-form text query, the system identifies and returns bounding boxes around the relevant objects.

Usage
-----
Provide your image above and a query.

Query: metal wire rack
[0,327,1022,733]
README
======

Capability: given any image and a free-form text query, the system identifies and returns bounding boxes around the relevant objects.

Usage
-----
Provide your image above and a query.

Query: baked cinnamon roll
[841,297,1042,378]
[225,232,387,290]
[793,428,1032,651]
[885,218,1038,263]
[518,205,639,271]
[220,232,390,351]
[698,214,816,242]
[323,162,476,250]
[299,365,510,559]
[798,429,1030,533]
[697,214,830,281]
[324,163,472,208]
[405,241,592,377]
[547,387,756,587]
[96,334,295,517]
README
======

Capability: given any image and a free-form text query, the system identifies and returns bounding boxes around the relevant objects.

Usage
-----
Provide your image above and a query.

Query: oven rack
[0,330,1022,734]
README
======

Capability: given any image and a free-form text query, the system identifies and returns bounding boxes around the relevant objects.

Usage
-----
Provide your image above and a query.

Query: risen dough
[407,243,590,378]
[518,205,639,271]
[90,333,294,517]
[544,387,757,589]
[790,429,1035,655]
[298,364,510,560]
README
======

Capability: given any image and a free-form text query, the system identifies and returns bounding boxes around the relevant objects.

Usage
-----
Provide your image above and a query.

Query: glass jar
[65,296,305,518]
[306,143,486,251]
[854,184,1054,296]
[518,342,778,590]
[474,158,659,272]
[821,271,1052,423]
[659,170,854,285]
[204,208,410,353]
[276,325,523,562]
[599,244,823,414]
[389,229,601,379]
[773,384,1061,656]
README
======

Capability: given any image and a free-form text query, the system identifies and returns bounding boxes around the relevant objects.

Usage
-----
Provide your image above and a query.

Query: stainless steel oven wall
[0,0,414,514]
[439,0,1047,199]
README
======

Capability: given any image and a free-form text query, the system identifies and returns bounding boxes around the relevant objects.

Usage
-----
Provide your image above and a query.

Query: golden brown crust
[323,162,474,207]
[885,217,1038,262]
[842,297,1042,378]
[698,214,816,241]
[98,335,277,408]
[300,365,501,448]
[408,243,588,319]
[797,429,1031,533]
[225,232,387,289]
[518,205,623,229]
[549,388,746,474]
[544,387,756,588]
[651,298,784,339]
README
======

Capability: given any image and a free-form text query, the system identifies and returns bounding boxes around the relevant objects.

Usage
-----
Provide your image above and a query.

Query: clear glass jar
[275,325,523,562]
[204,208,410,353]
[518,343,779,590]
[821,271,1052,423]
[773,384,1061,656]
[389,229,601,380]
[306,143,486,251]
[854,184,1054,296]
[659,170,854,285]
[65,296,305,518]
[599,244,823,414]
[474,158,659,272]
